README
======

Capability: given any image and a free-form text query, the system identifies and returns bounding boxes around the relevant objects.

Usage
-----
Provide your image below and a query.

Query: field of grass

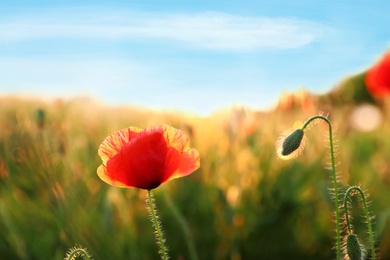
[1,91,390,259]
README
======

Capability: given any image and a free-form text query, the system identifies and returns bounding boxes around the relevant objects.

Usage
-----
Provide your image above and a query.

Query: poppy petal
[162,147,181,182]
[162,124,190,152]
[365,52,390,97]
[98,127,141,164]
[97,164,129,188]
[105,128,170,189]
[97,124,200,189]
[169,148,200,181]
[162,124,200,181]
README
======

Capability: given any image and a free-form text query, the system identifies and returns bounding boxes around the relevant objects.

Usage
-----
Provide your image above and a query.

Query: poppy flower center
[106,129,180,189]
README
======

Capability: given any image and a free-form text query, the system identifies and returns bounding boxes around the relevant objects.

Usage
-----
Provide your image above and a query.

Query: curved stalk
[302,115,341,260]
[65,245,92,260]
[344,186,376,260]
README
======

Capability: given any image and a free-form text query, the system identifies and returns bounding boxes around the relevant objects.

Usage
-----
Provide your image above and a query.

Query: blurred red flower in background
[365,51,390,97]
[97,125,200,190]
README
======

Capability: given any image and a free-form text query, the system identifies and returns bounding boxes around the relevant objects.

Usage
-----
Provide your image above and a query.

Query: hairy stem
[147,190,169,260]
[302,115,341,260]
[344,186,376,260]
[64,245,92,260]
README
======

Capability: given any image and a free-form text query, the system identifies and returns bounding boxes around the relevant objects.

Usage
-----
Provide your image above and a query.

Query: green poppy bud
[346,234,364,260]
[276,128,305,160]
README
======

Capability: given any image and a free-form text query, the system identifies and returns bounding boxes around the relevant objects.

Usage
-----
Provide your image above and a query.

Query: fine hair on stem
[146,190,169,260]
[277,114,342,259]
[343,186,376,260]
[301,115,341,259]
[64,245,93,260]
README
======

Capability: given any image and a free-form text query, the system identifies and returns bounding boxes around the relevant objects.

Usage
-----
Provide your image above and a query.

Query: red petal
[365,52,390,97]
[161,124,200,181]
[106,128,173,189]
[97,124,200,189]
[98,127,141,165]
[161,147,181,182]
[97,164,129,188]
[168,148,200,181]
[162,124,190,152]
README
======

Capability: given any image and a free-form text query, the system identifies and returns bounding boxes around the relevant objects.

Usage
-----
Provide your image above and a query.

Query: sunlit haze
[1,1,389,115]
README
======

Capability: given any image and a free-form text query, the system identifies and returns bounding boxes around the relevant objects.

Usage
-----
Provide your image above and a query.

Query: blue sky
[1,1,389,115]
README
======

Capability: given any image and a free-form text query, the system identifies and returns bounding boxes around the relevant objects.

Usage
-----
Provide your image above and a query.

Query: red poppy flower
[97,124,200,190]
[365,51,390,97]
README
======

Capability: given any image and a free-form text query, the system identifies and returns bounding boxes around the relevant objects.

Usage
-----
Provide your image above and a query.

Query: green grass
[0,96,389,259]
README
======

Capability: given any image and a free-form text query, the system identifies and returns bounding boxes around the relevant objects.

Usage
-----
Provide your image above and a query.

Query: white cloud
[0,57,161,91]
[147,13,326,50]
[0,10,331,51]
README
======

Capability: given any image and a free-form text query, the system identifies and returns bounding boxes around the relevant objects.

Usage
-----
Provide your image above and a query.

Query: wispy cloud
[0,10,331,51]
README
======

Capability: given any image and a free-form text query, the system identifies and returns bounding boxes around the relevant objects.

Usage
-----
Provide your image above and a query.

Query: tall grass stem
[163,189,199,260]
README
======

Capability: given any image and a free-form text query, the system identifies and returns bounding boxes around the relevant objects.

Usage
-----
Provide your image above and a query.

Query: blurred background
[1,68,390,259]
[1,1,390,259]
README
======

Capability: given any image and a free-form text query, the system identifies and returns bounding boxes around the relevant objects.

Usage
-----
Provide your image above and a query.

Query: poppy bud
[346,234,364,260]
[276,128,305,160]
[281,129,304,156]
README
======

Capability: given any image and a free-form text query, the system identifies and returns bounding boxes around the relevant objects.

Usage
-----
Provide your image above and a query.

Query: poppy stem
[64,245,92,260]
[344,186,376,260]
[302,115,341,260]
[146,190,169,260]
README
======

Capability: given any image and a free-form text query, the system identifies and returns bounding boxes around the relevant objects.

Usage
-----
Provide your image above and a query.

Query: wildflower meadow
[1,53,390,259]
